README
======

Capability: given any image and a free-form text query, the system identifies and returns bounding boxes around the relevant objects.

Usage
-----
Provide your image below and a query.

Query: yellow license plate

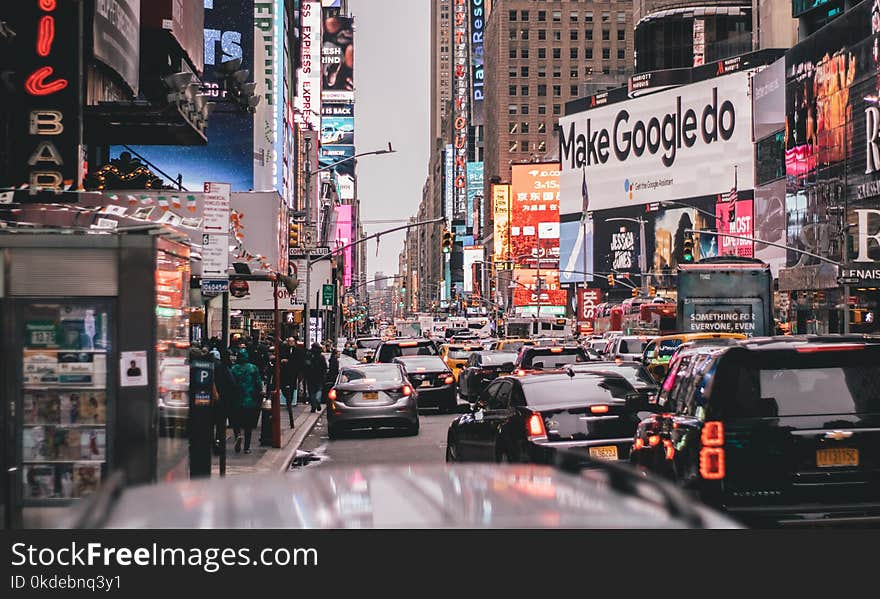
[362,391,379,400]
[817,448,859,467]
[588,445,619,461]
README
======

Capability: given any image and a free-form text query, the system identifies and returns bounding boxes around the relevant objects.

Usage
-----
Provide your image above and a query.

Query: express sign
[6,0,84,193]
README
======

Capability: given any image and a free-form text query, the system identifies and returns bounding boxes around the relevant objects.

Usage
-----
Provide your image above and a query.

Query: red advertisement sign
[510,163,560,267]
[715,199,754,258]
[512,269,567,307]
[577,288,602,323]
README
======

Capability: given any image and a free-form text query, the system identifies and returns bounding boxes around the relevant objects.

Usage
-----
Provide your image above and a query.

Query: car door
[470,380,515,461]
[460,354,479,398]
[455,380,503,460]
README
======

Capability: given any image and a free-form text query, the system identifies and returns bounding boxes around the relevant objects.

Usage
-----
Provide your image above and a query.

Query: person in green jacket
[230,349,263,454]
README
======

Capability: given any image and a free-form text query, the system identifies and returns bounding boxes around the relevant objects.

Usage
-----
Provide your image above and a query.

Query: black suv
[373,338,439,363]
[631,336,880,527]
[514,345,591,372]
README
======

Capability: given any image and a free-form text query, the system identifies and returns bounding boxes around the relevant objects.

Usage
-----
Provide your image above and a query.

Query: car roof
[93,464,740,529]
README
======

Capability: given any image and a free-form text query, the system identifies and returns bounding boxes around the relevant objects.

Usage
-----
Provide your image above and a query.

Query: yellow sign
[492,183,511,267]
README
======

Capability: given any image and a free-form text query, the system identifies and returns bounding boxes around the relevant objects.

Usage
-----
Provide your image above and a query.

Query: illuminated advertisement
[754,180,786,277]
[452,0,470,219]
[491,184,511,266]
[653,207,710,271]
[559,219,593,285]
[320,145,355,165]
[510,163,561,267]
[467,162,484,231]
[715,199,754,258]
[253,0,286,195]
[577,288,603,333]
[296,0,322,130]
[512,269,567,308]
[321,116,355,145]
[335,204,353,287]
[444,144,454,224]
[321,12,354,102]
[463,246,485,293]
[470,0,485,126]
[114,0,254,191]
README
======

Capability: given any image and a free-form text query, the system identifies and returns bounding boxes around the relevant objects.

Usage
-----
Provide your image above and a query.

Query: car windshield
[656,339,682,358]
[522,350,588,368]
[378,342,438,361]
[572,363,656,388]
[356,339,382,349]
[618,339,648,354]
[339,365,403,385]
[501,341,529,352]
[480,352,518,366]
[396,356,447,371]
[447,348,478,359]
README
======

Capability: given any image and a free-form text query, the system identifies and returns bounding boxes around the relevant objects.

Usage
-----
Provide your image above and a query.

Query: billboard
[576,289,603,334]
[335,204,353,287]
[752,56,785,141]
[470,0,486,126]
[93,0,141,94]
[512,269,567,308]
[452,0,470,219]
[463,246,485,293]
[321,13,354,102]
[142,0,204,76]
[116,0,254,191]
[321,116,355,145]
[444,144,454,224]
[296,0,322,130]
[510,163,561,267]
[559,70,755,215]
[715,199,754,258]
[559,218,593,285]
[467,162,484,231]
[492,184,511,265]
[253,0,286,195]
[754,180,787,277]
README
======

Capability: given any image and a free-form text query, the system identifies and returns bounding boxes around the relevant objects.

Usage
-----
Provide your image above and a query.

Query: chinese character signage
[510,163,561,267]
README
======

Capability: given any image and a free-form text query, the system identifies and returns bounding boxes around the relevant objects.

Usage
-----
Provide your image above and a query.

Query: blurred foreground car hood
[94,464,741,529]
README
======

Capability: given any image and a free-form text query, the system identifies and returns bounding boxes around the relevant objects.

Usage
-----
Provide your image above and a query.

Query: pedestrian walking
[280,336,299,427]
[324,349,340,404]
[229,348,262,454]
[305,343,327,413]
[291,336,307,404]
[210,347,240,453]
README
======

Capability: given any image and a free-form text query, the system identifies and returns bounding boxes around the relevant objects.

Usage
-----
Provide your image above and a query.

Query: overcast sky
[348,0,430,280]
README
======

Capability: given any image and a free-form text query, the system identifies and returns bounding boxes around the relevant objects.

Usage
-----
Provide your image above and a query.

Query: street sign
[322,284,335,306]
[288,246,330,258]
[201,233,229,277]
[303,225,317,249]
[203,182,230,232]
[200,279,229,296]
[838,277,861,285]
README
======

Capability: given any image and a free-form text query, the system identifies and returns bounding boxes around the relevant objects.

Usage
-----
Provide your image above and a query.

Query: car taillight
[526,413,547,440]
[699,447,725,480]
[330,400,341,415]
[401,385,413,396]
[515,369,526,376]
[663,439,675,460]
[701,421,724,446]
[590,404,609,414]
[648,434,661,447]
[444,375,455,385]
[328,388,337,401]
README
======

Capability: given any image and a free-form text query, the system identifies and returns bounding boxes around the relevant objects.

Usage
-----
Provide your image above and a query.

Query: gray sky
[349,0,430,280]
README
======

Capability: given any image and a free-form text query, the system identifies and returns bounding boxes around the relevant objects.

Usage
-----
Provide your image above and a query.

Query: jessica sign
[559,70,754,215]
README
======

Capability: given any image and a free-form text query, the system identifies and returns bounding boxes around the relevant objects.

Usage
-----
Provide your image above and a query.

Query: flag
[171,195,182,209]
[581,166,589,216]
[727,168,737,204]
[157,196,169,211]
[186,194,197,212]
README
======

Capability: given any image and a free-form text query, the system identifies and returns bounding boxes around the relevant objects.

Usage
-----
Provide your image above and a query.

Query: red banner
[510,163,560,267]
[576,288,602,326]
[512,269,567,307]
[715,199,754,258]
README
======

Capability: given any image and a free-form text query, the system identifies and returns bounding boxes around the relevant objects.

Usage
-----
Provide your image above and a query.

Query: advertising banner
[752,56,785,141]
[715,199,754,258]
[296,0,322,130]
[253,0,286,195]
[463,246,485,293]
[335,204,353,288]
[452,0,470,219]
[576,289,603,333]
[320,145,355,169]
[754,180,787,277]
[142,0,204,75]
[492,184,511,266]
[559,70,755,215]
[93,0,141,94]
[510,163,561,267]
[470,0,486,126]
[445,145,454,224]
[321,13,354,102]
[512,269,567,308]
[321,116,355,145]
[559,219,593,284]
[467,162,484,231]
[117,0,254,191]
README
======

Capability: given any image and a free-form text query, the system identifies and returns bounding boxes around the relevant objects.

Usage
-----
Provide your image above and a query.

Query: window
[537,122,546,133]
[521,123,530,134]
[553,85,561,96]
[570,69,579,78]
[602,66,610,74]
[538,47,546,58]
[509,140,518,153]
[521,104,529,115]
[521,10,529,21]
[553,30,561,41]
[602,48,610,60]
[509,48,517,59]
[617,29,625,41]
[521,85,529,96]
[521,29,529,40]
[538,105,547,115]
[570,12,578,23]
[553,48,561,59]
[537,140,546,152]
[570,47,579,59]
[508,104,517,115]
[585,11,593,23]
[553,104,561,115]
[538,29,546,40]
[585,47,593,59]
[585,29,593,40]
[538,84,547,96]
[570,85,579,96]
[521,47,529,58]
[538,10,546,22]
[617,66,627,75]
[570,30,578,41]
[602,29,610,41]
[509,85,517,96]
[602,12,610,23]
[509,29,518,41]
[617,12,626,23]
[552,11,561,22]
[618,49,625,60]
[553,67,561,78]
[509,67,517,78]
[509,122,518,134]
[521,66,529,77]
[519,140,529,152]
[538,67,546,78]
[509,10,516,21]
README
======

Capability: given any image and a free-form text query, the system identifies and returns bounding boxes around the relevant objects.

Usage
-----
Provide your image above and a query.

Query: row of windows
[509,84,584,97]
[508,46,626,60]
[508,104,562,116]
[509,139,549,153]
[510,28,627,41]
[509,122,548,134]
[509,10,627,23]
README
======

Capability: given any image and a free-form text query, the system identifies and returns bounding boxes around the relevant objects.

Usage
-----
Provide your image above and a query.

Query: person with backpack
[305,343,327,413]
[230,348,262,454]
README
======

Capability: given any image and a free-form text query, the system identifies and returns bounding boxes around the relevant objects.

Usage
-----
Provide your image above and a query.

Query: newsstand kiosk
[0,229,191,528]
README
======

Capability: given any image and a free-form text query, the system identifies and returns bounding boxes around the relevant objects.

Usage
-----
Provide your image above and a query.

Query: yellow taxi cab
[440,343,484,382]
[641,332,747,381]
[492,338,535,353]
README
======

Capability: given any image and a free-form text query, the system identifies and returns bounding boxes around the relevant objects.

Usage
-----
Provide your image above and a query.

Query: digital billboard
[253,0,286,195]
[452,0,470,219]
[296,0,322,130]
[512,269,567,309]
[467,162,484,231]
[492,184,511,266]
[444,144,454,224]
[114,0,254,191]
[335,204,353,287]
[510,163,561,267]
[470,0,485,126]
[93,0,141,94]
[321,12,354,102]
[715,199,754,258]
[463,246,485,293]
[559,218,593,285]
[321,116,355,145]
[559,70,755,216]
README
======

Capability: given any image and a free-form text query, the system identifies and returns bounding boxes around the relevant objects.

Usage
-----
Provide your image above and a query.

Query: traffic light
[288,222,300,248]
[607,273,615,287]
[682,236,695,263]
[442,229,454,253]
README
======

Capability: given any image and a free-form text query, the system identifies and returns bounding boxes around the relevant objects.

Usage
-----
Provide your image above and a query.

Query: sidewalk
[211,399,324,477]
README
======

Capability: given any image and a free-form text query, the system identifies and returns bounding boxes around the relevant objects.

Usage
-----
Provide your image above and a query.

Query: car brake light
[796,343,864,353]
[328,388,337,401]
[527,413,547,440]
[699,447,725,480]
[634,438,645,450]
[590,405,609,414]
[549,347,564,353]
[159,386,167,394]
[444,375,454,384]
[402,385,413,396]
[515,369,527,376]
[399,341,418,347]
[330,400,341,415]
[663,439,675,460]
[701,421,724,446]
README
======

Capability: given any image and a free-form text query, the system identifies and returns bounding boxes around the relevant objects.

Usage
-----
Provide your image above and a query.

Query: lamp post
[606,217,648,296]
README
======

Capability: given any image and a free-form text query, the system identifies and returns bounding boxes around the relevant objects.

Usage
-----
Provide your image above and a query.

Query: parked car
[373,338,439,363]
[631,335,880,527]
[446,371,652,464]
[326,363,419,438]
[458,351,518,402]
[393,355,457,413]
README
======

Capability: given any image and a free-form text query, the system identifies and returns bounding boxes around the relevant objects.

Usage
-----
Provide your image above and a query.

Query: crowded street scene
[2,0,880,547]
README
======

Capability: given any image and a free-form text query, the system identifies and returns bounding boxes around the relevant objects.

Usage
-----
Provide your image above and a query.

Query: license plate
[420,380,432,387]
[362,391,379,400]
[816,448,859,467]
[588,445,619,461]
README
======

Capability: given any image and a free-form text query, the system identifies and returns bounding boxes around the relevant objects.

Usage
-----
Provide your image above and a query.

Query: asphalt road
[293,406,466,469]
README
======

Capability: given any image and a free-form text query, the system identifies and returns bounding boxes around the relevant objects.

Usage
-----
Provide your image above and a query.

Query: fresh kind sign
[558,70,755,215]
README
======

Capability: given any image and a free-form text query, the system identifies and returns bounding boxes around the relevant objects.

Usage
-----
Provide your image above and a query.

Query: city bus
[677,257,773,337]
[504,316,572,338]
